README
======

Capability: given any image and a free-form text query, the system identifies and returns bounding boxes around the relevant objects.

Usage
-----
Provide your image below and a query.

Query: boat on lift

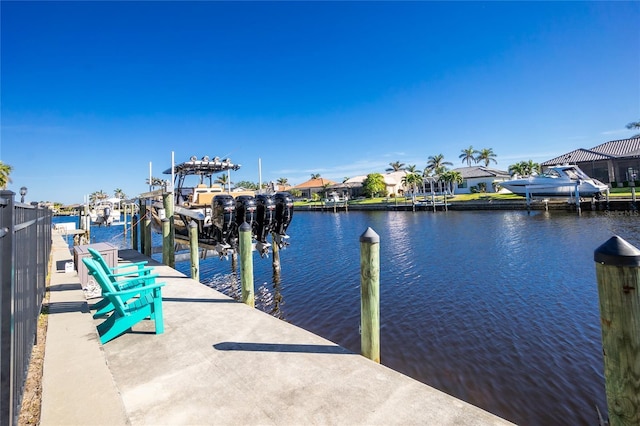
[90,198,122,226]
[500,165,608,198]
[147,155,293,257]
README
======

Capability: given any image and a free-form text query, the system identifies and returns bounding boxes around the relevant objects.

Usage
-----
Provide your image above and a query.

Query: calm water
[57,210,640,425]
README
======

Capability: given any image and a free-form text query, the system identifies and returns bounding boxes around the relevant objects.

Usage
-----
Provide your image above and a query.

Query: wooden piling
[143,203,152,257]
[594,236,640,426]
[360,227,380,363]
[132,214,138,251]
[239,222,254,307]
[188,220,199,282]
[123,203,127,235]
[162,191,175,268]
[138,200,145,253]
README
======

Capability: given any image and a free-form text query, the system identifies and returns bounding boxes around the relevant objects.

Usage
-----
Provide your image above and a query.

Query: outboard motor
[212,195,236,251]
[273,192,294,248]
[103,206,111,227]
[235,195,257,232]
[255,194,276,243]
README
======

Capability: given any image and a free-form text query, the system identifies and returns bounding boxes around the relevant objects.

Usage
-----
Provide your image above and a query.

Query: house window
[458,181,467,189]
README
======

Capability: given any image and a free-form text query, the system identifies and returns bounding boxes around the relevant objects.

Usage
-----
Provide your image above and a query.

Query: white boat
[90,198,122,226]
[500,165,608,198]
[324,191,348,206]
[147,155,294,256]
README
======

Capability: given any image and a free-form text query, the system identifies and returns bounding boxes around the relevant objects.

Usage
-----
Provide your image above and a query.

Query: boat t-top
[500,164,608,198]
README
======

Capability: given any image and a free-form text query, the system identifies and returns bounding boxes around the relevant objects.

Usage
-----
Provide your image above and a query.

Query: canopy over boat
[163,156,241,175]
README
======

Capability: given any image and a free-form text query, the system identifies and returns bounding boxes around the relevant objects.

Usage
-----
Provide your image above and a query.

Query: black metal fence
[0,190,52,426]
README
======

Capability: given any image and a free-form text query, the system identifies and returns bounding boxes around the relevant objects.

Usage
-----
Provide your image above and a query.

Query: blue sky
[2,1,639,204]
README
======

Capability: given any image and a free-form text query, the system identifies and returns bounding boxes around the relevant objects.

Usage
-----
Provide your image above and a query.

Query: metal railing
[0,190,52,426]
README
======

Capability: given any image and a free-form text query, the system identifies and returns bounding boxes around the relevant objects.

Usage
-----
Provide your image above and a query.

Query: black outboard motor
[212,195,236,247]
[103,206,111,227]
[255,194,276,243]
[235,195,257,232]
[274,192,294,238]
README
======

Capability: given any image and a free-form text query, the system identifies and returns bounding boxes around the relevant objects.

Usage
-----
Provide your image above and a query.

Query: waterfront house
[293,177,337,199]
[450,166,511,194]
[541,136,640,186]
[331,171,408,198]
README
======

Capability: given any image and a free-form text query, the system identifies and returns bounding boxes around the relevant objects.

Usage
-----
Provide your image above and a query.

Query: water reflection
[58,211,640,425]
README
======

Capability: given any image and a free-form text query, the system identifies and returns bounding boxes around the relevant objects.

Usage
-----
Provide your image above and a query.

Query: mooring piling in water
[239,221,254,307]
[162,191,175,268]
[143,203,152,257]
[594,236,640,426]
[131,213,138,251]
[360,227,380,363]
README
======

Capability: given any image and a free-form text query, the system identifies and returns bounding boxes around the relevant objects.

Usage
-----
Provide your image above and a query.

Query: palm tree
[477,148,497,167]
[459,146,478,166]
[0,161,13,189]
[440,170,463,195]
[627,119,640,138]
[509,160,541,177]
[276,177,289,186]
[523,160,541,176]
[401,172,423,199]
[508,162,526,177]
[89,190,107,205]
[425,154,452,174]
[386,161,406,172]
[342,177,350,183]
[310,173,321,179]
[114,188,126,199]
[405,164,418,173]
[321,182,333,199]
[215,173,231,192]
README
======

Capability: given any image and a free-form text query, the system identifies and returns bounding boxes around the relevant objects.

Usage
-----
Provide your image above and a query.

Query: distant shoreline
[295,197,636,212]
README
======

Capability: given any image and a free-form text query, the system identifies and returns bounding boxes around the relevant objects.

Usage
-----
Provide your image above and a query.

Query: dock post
[138,200,145,253]
[162,191,175,268]
[83,203,91,243]
[188,220,199,282]
[123,203,127,235]
[594,236,640,425]
[239,222,254,307]
[575,184,581,215]
[143,203,152,257]
[360,227,380,363]
[132,214,138,251]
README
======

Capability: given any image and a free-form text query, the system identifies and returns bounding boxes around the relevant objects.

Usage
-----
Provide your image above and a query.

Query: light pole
[19,186,27,203]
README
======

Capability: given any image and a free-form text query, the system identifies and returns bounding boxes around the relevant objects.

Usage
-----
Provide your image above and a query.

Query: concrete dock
[40,235,513,425]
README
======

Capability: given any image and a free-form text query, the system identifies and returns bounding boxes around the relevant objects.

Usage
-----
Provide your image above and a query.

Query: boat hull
[500,182,606,197]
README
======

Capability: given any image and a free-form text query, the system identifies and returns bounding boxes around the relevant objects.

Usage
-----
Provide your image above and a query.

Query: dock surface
[41,235,513,425]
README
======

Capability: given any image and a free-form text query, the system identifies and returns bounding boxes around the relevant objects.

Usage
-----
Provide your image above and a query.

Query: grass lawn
[293,188,632,207]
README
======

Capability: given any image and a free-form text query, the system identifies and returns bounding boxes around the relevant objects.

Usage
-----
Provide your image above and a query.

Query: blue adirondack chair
[82,257,165,344]
[87,248,158,318]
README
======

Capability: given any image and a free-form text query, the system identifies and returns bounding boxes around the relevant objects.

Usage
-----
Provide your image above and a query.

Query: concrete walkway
[41,235,513,425]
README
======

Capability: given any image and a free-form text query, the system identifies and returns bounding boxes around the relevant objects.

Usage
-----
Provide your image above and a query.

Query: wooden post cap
[360,227,379,244]
[594,235,640,267]
[240,221,251,232]
[188,220,197,229]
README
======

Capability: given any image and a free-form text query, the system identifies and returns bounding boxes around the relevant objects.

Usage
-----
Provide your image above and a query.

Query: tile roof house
[450,166,511,194]
[331,171,408,198]
[292,177,337,199]
[541,136,640,185]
